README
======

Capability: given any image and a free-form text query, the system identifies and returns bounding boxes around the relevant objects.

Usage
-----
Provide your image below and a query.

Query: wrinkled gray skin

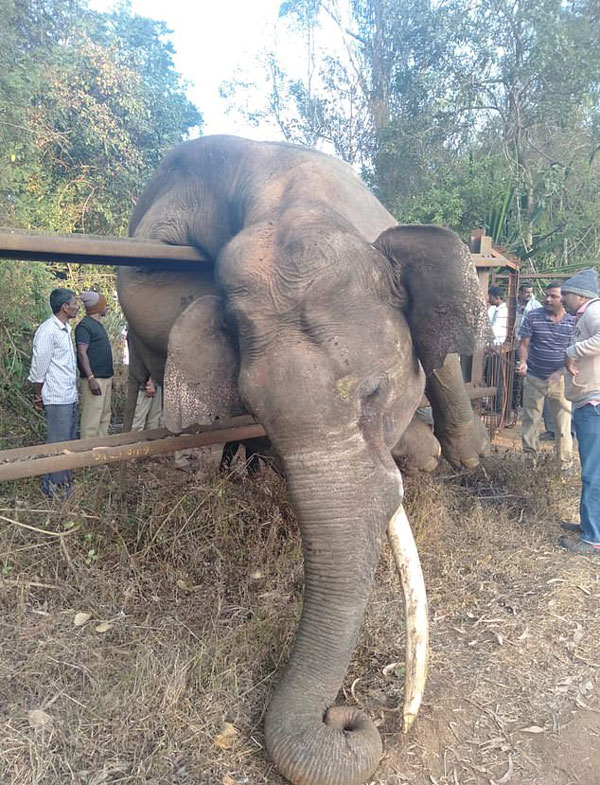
[118,135,489,785]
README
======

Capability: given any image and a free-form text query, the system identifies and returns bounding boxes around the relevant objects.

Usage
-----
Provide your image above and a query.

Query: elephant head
[117,136,490,785]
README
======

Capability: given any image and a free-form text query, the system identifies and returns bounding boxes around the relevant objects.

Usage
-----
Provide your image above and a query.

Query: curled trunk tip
[265,703,382,785]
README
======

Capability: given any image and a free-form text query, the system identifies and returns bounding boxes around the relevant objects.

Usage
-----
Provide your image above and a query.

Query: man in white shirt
[28,288,79,499]
[485,286,509,414]
[487,286,508,345]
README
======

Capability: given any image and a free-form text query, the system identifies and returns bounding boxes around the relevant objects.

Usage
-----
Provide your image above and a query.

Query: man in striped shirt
[28,288,79,499]
[517,281,576,468]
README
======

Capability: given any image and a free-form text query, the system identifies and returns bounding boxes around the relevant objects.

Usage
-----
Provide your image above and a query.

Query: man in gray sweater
[560,268,600,554]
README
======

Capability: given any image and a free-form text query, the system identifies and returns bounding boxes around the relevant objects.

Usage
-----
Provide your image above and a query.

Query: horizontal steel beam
[0,230,210,269]
[1,230,504,276]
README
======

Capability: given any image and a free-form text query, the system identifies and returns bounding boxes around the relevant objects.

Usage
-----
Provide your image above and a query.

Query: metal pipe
[0,230,210,269]
[0,416,258,462]
[0,422,266,481]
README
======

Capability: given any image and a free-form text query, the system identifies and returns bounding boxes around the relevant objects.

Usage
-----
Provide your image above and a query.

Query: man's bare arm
[32,381,44,410]
[517,336,530,376]
[76,343,102,395]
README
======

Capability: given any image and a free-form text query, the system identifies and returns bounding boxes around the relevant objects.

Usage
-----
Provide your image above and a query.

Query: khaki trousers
[131,386,163,431]
[522,373,572,465]
[80,377,112,439]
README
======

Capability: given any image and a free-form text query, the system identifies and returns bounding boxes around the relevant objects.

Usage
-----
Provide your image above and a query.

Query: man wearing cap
[560,268,600,555]
[75,291,114,438]
[28,288,79,499]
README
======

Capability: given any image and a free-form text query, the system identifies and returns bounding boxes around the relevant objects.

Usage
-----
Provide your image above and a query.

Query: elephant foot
[435,411,490,470]
[392,413,441,475]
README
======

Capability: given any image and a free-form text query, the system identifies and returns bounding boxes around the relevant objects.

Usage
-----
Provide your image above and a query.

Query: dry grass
[0,445,599,785]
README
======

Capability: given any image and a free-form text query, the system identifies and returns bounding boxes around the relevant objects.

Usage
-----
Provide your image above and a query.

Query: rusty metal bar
[0,230,517,276]
[1,385,496,482]
[0,420,266,482]
[494,271,572,279]
[0,416,257,463]
[418,384,496,408]
[466,385,496,400]
[0,230,210,269]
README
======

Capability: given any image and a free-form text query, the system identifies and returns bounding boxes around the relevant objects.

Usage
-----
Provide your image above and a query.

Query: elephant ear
[163,295,245,432]
[375,225,492,375]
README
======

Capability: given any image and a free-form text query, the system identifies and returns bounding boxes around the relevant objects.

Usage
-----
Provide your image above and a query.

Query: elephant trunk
[265,441,427,785]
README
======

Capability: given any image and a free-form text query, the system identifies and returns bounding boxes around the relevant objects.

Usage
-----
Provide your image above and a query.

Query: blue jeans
[573,403,600,545]
[42,403,78,498]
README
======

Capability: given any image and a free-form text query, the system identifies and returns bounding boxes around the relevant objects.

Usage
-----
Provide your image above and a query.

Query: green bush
[0,259,128,449]
[0,260,56,447]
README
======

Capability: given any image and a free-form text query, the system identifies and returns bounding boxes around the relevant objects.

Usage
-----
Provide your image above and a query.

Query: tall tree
[0,0,202,235]
[460,0,600,263]
[228,0,600,269]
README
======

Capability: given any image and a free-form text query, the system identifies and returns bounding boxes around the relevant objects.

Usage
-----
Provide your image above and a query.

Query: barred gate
[479,341,518,435]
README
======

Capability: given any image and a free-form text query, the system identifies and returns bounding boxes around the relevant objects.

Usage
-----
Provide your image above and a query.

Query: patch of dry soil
[0,448,599,785]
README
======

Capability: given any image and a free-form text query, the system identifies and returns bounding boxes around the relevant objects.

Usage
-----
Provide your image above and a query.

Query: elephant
[117,135,490,785]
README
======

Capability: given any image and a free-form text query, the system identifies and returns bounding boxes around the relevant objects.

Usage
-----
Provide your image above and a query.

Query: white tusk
[387,503,429,733]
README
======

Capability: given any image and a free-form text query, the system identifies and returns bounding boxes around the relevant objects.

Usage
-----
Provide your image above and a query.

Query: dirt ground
[1,438,599,785]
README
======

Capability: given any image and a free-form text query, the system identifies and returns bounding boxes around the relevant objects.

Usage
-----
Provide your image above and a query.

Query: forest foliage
[229,0,600,271]
[0,0,201,235]
[0,0,201,445]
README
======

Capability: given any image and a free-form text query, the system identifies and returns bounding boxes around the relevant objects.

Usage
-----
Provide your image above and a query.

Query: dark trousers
[42,403,77,498]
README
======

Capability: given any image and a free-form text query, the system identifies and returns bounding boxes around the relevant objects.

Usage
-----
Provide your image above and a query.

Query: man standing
[132,377,163,431]
[75,291,114,438]
[487,286,509,346]
[28,288,79,499]
[559,268,600,555]
[514,282,541,337]
[510,282,542,419]
[517,281,576,468]
[485,287,509,415]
